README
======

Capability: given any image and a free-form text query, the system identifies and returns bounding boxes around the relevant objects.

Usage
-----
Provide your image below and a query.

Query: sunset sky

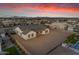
[0,3,79,17]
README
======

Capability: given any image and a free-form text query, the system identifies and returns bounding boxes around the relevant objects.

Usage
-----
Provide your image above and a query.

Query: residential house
[66,23,77,32]
[14,24,50,40]
[49,22,67,30]
[73,25,79,33]
[0,35,8,55]
[2,20,15,27]
[28,24,50,35]
[15,26,36,40]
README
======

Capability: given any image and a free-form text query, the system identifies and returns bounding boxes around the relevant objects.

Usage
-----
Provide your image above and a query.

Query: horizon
[0,16,79,18]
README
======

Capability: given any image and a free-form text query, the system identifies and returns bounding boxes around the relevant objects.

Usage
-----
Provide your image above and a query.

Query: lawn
[64,33,78,44]
[4,46,20,55]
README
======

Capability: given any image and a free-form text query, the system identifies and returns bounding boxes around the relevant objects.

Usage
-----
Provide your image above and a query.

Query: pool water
[72,41,79,49]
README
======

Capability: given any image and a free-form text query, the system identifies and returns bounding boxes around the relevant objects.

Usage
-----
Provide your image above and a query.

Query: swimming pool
[72,41,79,49]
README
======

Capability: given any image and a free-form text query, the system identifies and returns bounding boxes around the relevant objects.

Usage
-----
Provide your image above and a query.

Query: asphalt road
[11,29,71,55]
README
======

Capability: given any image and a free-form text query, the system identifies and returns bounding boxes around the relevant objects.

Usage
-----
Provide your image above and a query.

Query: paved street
[11,29,71,55]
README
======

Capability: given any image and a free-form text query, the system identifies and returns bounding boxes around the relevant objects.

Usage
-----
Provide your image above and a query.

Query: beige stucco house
[14,24,50,40]
[49,22,67,30]
[15,27,37,40]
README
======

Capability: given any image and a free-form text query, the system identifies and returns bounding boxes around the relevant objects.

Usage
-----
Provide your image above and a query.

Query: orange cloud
[0,3,79,13]
[29,4,79,12]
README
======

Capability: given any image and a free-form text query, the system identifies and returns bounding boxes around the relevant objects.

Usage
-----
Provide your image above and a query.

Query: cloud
[0,3,79,17]
[0,3,79,13]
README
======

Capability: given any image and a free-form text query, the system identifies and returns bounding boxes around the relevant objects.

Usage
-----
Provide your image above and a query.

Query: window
[45,30,48,33]
[28,34,30,38]
[31,33,34,37]
[40,31,42,33]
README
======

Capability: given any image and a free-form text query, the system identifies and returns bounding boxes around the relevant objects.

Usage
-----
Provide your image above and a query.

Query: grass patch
[64,33,78,44]
[4,46,20,55]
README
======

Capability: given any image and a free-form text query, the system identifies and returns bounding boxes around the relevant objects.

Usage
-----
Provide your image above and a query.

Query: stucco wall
[15,27,23,36]
[22,31,36,40]
[15,27,36,40]
[50,22,67,29]
[40,28,50,35]
[15,27,50,40]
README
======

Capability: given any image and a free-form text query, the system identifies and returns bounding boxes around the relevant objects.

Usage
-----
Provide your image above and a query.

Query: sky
[0,3,79,17]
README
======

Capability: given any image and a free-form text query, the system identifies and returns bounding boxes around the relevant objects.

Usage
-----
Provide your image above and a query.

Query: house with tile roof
[14,24,50,40]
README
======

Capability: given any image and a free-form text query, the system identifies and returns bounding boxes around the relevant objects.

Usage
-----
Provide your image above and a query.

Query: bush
[4,46,20,55]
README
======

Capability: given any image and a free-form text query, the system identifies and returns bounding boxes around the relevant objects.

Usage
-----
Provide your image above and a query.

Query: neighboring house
[67,20,76,24]
[14,24,50,40]
[49,22,67,30]
[0,36,5,55]
[0,35,8,55]
[67,24,76,32]
[76,23,79,26]
[2,20,14,26]
[0,29,6,38]
[0,29,9,45]
[73,25,79,33]
[67,27,74,32]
